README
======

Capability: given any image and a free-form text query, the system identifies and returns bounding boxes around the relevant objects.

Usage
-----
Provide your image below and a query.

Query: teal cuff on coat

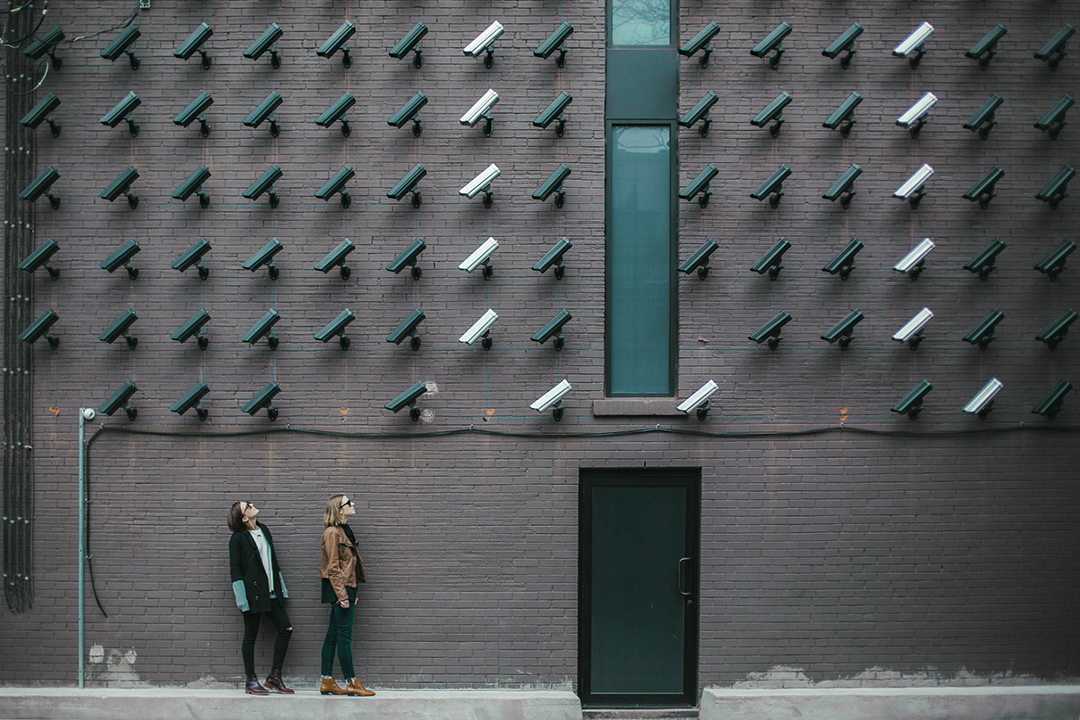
[232,579,249,612]
[279,575,288,599]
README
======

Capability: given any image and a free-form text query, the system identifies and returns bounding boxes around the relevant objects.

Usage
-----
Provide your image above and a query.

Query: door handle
[677,557,692,597]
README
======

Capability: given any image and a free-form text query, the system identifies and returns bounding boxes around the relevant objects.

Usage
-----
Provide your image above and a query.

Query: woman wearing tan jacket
[318,493,375,697]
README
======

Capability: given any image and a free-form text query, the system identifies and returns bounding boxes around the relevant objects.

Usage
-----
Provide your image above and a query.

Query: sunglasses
[340,498,354,508]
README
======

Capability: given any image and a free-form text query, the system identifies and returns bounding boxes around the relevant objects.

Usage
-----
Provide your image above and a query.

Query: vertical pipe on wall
[78,410,87,689]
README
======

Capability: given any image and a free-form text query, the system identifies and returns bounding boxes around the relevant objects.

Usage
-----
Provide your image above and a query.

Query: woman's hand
[339,598,350,609]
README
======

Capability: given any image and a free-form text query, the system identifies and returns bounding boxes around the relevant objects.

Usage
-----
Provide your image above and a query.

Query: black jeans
[241,597,292,678]
[320,588,356,679]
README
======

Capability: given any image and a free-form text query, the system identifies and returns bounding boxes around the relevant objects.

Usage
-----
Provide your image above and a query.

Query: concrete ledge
[0,688,582,720]
[702,685,1080,720]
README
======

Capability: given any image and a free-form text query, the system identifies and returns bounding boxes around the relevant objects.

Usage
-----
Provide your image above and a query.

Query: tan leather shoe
[319,676,347,696]
[344,678,375,697]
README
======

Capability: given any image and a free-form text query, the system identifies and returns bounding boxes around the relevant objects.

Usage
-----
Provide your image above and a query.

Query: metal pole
[78,409,86,689]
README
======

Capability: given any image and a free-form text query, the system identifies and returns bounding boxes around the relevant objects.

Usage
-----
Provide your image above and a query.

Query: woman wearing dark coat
[227,501,294,695]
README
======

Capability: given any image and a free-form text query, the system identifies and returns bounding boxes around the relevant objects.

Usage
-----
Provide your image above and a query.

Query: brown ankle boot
[344,678,375,697]
[245,675,270,695]
[320,676,347,695]
[264,668,294,694]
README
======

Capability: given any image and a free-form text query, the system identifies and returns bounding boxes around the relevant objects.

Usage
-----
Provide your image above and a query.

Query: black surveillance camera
[20,166,61,208]
[531,309,572,350]
[823,22,863,68]
[963,166,1004,208]
[749,311,792,349]
[964,94,1004,139]
[19,309,60,350]
[387,92,428,136]
[170,381,210,421]
[100,91,141,136]
[964,238,1006,281]
[1032,380,1071,419]
[99,380,139,420]
[23,25,65,66]
[821,309,864,350]
[751,238,792,280]
[679,164,718,207]
[533,237,573,278]
[1034,239,1076,281]
[315,165,355,207]
[893,380,933,420]
[751,92,792,137]
[100,166,140,209]
[172,238,212,279]
[384,380,427,420]
[20,238,61,279]
[317,21,356,67]
[175,23,213,69]
[678,238,719,279]
[242,239,284,279]
[750,165,791,207]
[173,165,212,207]
[316,92,356,136]
[1036,166,1075,209]
[102,25,141,69]
[314,238,356,279]
[823,92,863,137]
[243,165,283,207]
[533,164,571,207]
[100,238,141,278]
[823,164,863,207]
[171,309,211,350]
[679,92,719,136]
[533,91,573,136]
[1035,94,1074,140]
[963,310,1005,350]
[99,309,139,349]
[1035,24,1074,70]
[241,381,280,420]
[535,22,573,67]
[314,309,356,350]
[389,22,428,67]
[386,309,426,350]
[387,164,427,208]
[822,238,864,280]
[174,91,214,136]
[387,239,426,279]
[1036,309,1078,350]
[244,23,283,68]
[242,309,281,349]
[966,24,1006,69]
[244,91,283,136]
[751,21,792,68]
[679,22,720,66]
[21,92,62,136]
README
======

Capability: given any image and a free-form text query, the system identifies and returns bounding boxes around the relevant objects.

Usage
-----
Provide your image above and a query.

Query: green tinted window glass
[608,125,672,396]
[612,0,671,46]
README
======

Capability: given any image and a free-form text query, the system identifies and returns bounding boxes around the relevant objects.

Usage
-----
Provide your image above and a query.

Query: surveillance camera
[963,377,1002,418]
[893,21,934,66]
[98,308,138,349]
[170,381,210,421]
[680,164,719,207]
[962,166,1004,209]
[1035,24,1074,70]
[387,92,428,137]
[459,309,499,348]
[531,309,572,350]
[751,91,792,137]
[534,91,573,136]
[464,21,504,67]
[894,238,936,279]
[19,238,61,280]
[460,237,499,276]
[386,308,426,350]
[751,21,792,68]
[535,22,574,67]
[100,238,141,279]
[81,408,97,421]
[244,164,283,207]
[820,309,864,350]
[896,92,937,137]
[750,165,791,207]
[175,22,213,68]
[892,379,933,420]
[1036,165,1075,209]
[244,23,283,67]
[317,20,355,67]
[1035,94,1074,140]
[171,309,211,350]
[1034,239,1076,280]
[173,165,212,207]
[173,91,214,136]
[1036,308,1078,350]
[20,166,61,208]
[964,94,1004,138]
[679,92,719,136]
[965,238,1006,280]
[1033,380,1072,419]
[99,380,139,420]
[19,308,60,350]
[387,164,427,208]
[242,308,281,349]
[316,92,356,136]
[823,22,863,68]
[822,238,864,280]
[460,164,500,206]
[966,24,1006,68]
[823,91,863,137]
[749,310,792,349]
[100,91,141,135]
[315,238,356,279]
[384,380,427,420]
[102,24,141,69]
[244,91,283,136]
[460,89,500,135]
[24,25,65,65]
[387,239,427,279]
[315,165,355,207]
[677,379,718,420]
[752,237,792,280]
[533,164,571,207]
[241,381,281,420]
[679,238,719,279]
[963,309,1005,350]
[172,238,212,279]
[389,21,428,67]
[534,238,574,278]
[894,164,934,207]
[893,307,934,348]
[242,239,284,279]
[679,22,720,66]
[530,379,572,420]
[822,163,862,207]
[100,166,140,208]
[314,309,356,350]
[20,91,62,137]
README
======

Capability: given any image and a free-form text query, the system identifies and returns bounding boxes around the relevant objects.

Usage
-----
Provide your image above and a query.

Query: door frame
[578,467,700,708]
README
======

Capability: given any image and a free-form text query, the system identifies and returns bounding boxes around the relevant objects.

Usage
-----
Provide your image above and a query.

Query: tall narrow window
[611,0,672,46]
[607,125,673,396]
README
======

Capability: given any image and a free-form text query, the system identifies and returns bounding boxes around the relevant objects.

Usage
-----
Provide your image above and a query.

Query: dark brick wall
[1,0,1078,693]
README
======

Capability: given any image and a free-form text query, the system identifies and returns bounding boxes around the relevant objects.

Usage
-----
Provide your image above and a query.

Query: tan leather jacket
[319,525,365,603]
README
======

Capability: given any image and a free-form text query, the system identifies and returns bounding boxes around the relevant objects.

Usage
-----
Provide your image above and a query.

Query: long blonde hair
[324,494,348,527]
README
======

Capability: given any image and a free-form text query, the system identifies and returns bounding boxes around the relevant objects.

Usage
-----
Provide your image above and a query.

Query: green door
[580,469,699,707]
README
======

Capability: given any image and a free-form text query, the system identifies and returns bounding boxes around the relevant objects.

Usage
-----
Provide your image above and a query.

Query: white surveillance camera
[963,377,1002,417]
[460,89,500,127]
[81,407,97,420]
[677,379,718,418]
[894,164,934,200]
[460,164,501,199]
[459,309,499,346]
[464,21,504,57]
[894,21,934,58]
[893,308,934,343]
[530,379,572,414]
[459,237,499,273]
[894,238,936,274]
[897,92,937,128]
